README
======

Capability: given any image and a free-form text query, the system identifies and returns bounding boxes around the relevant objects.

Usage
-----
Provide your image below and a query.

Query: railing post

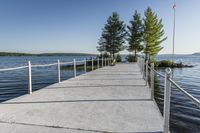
[138,58,140,71]
[97,58,99,69]
[140,58,142,72]
[57,60,61,83]
[151,63,154,100]
[163,68,172,133]
[73,59,76,77]
[145,60,148,86]
[102,58,104,67]
[84,58,87,73]
[142,59,145,79]
[107,58,108,66]
[92,57,94,71]
[28,61,32,94]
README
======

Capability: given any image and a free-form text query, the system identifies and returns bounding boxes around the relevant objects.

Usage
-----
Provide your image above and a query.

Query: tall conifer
[127,10,143,61]
[143,7,167,61]
[97,12,126,58]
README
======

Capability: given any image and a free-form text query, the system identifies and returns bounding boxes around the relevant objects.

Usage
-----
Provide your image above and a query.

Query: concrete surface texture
[0,63,163,133]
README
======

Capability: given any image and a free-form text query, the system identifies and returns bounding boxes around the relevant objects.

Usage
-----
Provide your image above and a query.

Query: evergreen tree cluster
[97,7,167,61]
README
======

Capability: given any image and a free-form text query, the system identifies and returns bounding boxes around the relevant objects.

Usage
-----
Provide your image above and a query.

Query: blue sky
[0,0,199,54]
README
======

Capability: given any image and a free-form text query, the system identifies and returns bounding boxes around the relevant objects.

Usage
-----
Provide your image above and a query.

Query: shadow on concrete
[83,74,142,76]
[46,85,147,89]
[69,78,142,81]
[94,70,141,72]
[0,120,162,133]
[1,98,152,105]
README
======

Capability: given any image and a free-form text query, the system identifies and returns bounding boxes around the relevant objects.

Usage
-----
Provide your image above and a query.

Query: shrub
[125,54,137,62]
[153,60,172,67]
[116,54,122,62]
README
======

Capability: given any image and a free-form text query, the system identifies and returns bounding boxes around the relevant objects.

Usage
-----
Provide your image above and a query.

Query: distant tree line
[0,52,33,56]
[97,7,167,62]
[0,52,97,56]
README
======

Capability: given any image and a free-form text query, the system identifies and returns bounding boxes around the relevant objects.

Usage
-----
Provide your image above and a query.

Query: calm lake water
[156,54,200,133]
[0,55,199,133]
[0,56,92,101]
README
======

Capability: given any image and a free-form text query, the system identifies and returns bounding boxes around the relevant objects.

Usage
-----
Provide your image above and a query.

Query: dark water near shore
[0,55,199,133]
[0,56,93,101]
[156,54,200,133]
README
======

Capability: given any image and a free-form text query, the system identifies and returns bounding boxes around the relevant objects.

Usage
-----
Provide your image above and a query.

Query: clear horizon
[0,0,200,55]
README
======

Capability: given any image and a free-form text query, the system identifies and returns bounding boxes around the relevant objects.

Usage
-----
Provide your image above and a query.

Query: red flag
[173,3,176,9]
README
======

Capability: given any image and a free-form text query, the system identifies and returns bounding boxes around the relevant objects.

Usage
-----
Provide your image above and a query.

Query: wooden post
[97,58,99,69]
[57,60,61,83]
[138,58,141,72]
[73,59,76,77]
[151,63,154,100]
[163,68,172,133]
[140,58,142,73]
[102,58,104,67]
[145,60,148,86]
[28,61,32,94]
[84,58,87,73]
[92,57,94,71]
[142,59,145,79]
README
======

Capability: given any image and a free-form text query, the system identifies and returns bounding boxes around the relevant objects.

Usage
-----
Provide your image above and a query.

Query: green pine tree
[143,7,167,61]
[127,10,144,61]
[97,12,126,58]
[97,36,106,55]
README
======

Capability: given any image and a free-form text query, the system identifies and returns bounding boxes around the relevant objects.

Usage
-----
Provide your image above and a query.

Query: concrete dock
[0,63,163,133]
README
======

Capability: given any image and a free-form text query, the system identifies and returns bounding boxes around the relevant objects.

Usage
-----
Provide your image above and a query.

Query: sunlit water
[0,55,199,133]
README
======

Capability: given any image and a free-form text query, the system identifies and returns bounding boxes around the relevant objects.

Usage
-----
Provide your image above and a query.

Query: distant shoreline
[0,52,97,56]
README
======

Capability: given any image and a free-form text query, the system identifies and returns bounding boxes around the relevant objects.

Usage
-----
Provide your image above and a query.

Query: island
[154,60,194,68]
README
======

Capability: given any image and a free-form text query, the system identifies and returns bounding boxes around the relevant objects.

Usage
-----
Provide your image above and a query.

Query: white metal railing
[0,66,28,71]
[0,57,112,95]
[137,57,200,133]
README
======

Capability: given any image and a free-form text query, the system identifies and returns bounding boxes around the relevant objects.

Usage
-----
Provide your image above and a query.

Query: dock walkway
[0,63,163,133]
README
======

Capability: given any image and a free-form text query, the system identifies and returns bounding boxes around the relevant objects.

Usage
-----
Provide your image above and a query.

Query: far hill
[0,52,33,56]
[192,52,200,55]
[0,52,97,56]
[38,53,97,56]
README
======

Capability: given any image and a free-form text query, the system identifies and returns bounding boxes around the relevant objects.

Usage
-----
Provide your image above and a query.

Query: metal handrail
[0,66,28,72]
[141,58,200,107]
[60,61,73,65]
[168,78,200,108]
[137,56,200,133]
[153,69,165,78]
[32,63,57,67]
[75,60,85,63]
[0,57,112,95]
[148,64,165,78]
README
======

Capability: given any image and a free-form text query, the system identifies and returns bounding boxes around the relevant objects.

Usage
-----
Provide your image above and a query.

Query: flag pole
[172,2,176,65]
